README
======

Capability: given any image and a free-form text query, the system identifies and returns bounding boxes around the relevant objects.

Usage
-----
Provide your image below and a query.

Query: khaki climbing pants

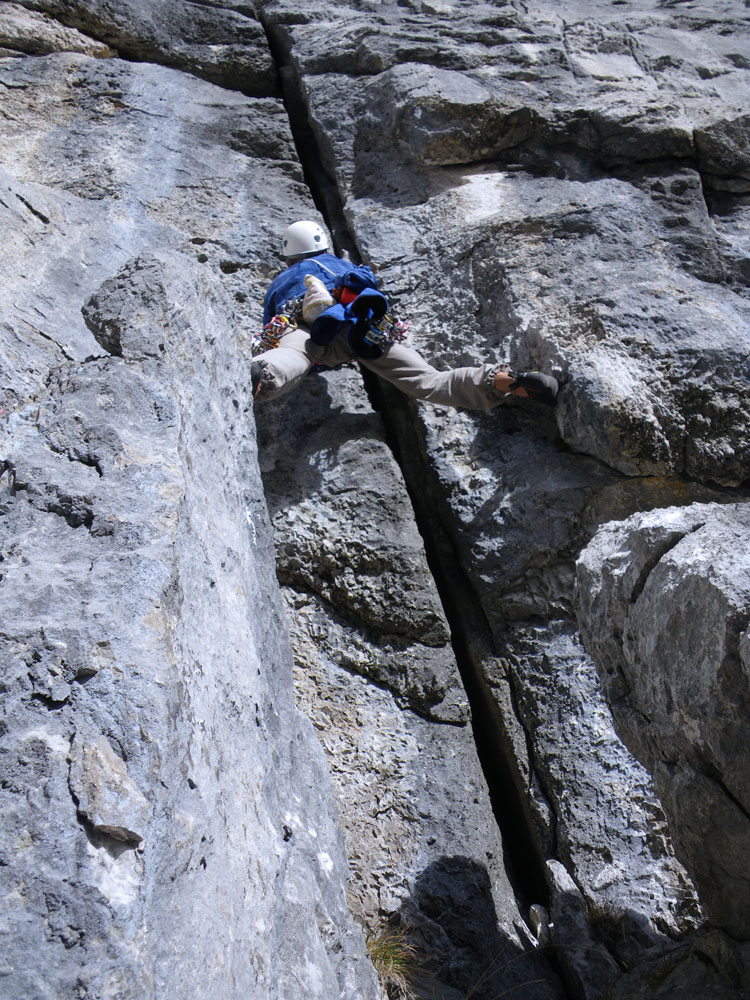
[253,326,505,411]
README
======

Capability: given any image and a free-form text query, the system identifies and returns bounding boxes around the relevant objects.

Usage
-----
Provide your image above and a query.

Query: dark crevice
[700,759,750,824]
[365,383,554,908]
[8,477,95,530]
[0,459,16,486]
[14,192,50,224]
[63,450,103,478]
[18,322,75,361]
[30,690,69,710]
[73,454,103,478]
[44,500,94,531]
[260,13,561,944]
[368,385,572,990]
[0,45,50,59]
[75,809,142,853]
[185,0,258,15]
[44,434,105,478]
[259,15,359,261]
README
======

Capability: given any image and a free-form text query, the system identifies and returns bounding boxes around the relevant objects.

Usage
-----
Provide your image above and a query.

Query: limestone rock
[14,0,277,95]
[546,859,620,1000]
[290,611,564,1000]
[257,371,453,674]
[3,1,750,997]
[0,51,300,404]
[68,733,150,842]
[0,2,112,56]
[577,501,750,940]
[269,0,750,486]
[611,934,750,1000]
[258,368,563,997]
[375,368,714,970]
[262,1,750,994]
[0,45,378,998]
[490,621,701,965]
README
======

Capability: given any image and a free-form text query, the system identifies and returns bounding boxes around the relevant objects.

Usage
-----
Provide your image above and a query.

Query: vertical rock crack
[258,18,558,920]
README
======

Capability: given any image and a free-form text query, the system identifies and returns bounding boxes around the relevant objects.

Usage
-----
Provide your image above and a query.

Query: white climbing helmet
[281,219,329,258]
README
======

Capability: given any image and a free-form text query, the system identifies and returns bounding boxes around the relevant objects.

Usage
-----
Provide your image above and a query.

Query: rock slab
[577,501,750,941]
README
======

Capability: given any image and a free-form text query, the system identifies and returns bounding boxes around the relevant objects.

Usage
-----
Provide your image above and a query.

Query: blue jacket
[262,253,351,324]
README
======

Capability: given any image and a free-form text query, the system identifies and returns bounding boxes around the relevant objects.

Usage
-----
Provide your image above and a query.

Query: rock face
[259,0,750,994]
[257,369,564,999]
[0,49,377,1000]
[0,3,112,57]
[1,1,749,999]
[284,0,750,484]
[14,0,277,94]
[577,502,750,941]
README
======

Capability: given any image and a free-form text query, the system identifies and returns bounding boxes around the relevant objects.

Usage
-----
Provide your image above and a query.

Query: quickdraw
[251,296,303,356]
[361,312,409,350]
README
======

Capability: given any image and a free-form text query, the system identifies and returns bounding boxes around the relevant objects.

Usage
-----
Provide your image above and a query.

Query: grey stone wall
[1,2,749,999]
[0,41,377,1000]
[577,503,750,941]
[257,0,750,995]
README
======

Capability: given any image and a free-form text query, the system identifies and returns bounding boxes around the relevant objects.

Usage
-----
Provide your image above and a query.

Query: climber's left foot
[251,360,268,400]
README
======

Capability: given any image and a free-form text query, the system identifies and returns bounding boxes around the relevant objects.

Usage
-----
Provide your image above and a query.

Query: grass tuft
[366,924,419,999]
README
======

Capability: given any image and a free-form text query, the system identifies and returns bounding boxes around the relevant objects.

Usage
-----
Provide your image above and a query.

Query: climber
[251,220,559,409]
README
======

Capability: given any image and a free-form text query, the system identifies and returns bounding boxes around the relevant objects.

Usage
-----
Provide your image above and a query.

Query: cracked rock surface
[258,368,564,999]
[1,1,750,999]
[577,502,750,941]
[0,49,377,1000]
[259,0,750,995]
[13,0,277,94]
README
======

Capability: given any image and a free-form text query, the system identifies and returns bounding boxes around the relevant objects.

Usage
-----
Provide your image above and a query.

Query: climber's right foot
[508,370,559,406]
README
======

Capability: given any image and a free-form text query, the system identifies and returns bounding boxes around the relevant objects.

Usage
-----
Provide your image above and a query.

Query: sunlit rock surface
[1,1,749,997]
[260,0,750,993]
[577,502,750,940]
[0,51,377,1000]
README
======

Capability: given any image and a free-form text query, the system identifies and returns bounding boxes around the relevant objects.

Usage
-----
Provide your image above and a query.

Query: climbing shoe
[251,360,268,400]
[509,370,559,406]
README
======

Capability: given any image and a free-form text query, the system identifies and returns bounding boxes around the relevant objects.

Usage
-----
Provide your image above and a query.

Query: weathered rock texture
[0,2,112,57]
[14,0,277,95]
[577,502,750,941]
[258,0,750,995]
[0,49,376,1000]
[267,0,750,474]
[257,369,563,998]
[1,1,750,999]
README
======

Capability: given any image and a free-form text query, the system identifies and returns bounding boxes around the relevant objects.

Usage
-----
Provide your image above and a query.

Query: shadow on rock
[397,856,562,1000]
